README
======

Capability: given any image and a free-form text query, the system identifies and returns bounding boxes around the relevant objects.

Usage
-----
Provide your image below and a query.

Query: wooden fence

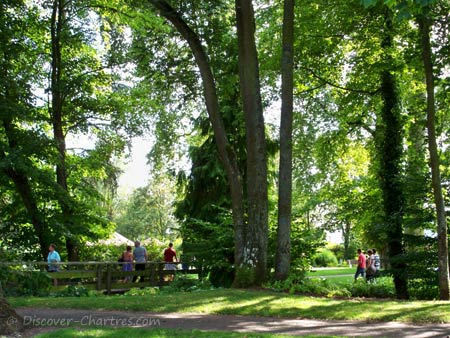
[0,261,203,295]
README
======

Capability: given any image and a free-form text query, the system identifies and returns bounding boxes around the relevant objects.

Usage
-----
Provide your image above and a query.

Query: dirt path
[6,307,450,338]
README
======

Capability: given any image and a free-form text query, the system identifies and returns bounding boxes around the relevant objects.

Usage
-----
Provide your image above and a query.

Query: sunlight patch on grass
[34,327,343,338]
[10,288,450,324]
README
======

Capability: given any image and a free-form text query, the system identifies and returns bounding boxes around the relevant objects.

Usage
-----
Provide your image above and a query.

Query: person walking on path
[366,249,376,282]
[163,242,178,281]
[372,248,381,273]
[354,248,366,281]
[132,241,147,283]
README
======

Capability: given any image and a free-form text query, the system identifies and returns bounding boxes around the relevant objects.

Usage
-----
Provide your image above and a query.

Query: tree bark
[418,13,450,300]
[275,0,295,281]
[0,284,24,335]
[379,9,408,300]
[0,298,23,335]
[342,220,351,261]
[147,0,246,270]
[50,0,78,261]
[234,0,268,285]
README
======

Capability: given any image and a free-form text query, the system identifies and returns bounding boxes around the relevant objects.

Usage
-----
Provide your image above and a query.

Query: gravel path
[6,307,450,338]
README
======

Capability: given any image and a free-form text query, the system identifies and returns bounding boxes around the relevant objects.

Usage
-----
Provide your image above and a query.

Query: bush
[311,249,338,267]
[349,277,395,298]
[0,266,51,296]
[209,266,234,288]
[269,276,350,298]
[267,271,395,299]
[54,284,94,297]
[160,275,212,293]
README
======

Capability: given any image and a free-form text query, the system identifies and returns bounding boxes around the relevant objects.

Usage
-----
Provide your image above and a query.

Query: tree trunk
[0,299,24,334]
[234,0,268,286]
[342,220,351,261]
[0,285,24,335]
[147,0,246,269]
[275,0,295,281]
[50,0,79,261]
[379,9,408,300]
[418,14,450,300]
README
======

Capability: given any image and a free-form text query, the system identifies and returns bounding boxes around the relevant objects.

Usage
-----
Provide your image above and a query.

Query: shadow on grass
[10,288,450,324]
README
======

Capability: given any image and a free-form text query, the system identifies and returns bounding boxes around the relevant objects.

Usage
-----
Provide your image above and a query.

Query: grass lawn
[10,288,450,324]
[34,327,343,338]
[307,268,355,277]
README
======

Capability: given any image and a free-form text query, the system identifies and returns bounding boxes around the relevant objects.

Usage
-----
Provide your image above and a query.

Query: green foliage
[78,241,165,262]
[0,266,51,296]
[273,219,324,274]
[209,266,235,288]
[269,273,395,299]
[124,287,159,296]
[233,266,257,288]
[179,211,235,288]
[78,243,124,262]
[160,275,212,293]
[54,285,94,298]
[114,176,179,241]
[403,242,440,300]
[311,249,339,267]
[350,277,396,298]
[328,243,360,263]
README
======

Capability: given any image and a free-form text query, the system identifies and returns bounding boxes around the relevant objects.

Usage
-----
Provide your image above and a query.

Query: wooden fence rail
[0,261,203,295]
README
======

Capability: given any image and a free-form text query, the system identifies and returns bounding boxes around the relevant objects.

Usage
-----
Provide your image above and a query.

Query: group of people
[118,240,178,283]
[46,241,179,284]
[354,248,381,282]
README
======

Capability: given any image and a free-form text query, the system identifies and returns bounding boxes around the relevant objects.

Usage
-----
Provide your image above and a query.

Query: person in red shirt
[354,248,366,282]
[164,242,178,281]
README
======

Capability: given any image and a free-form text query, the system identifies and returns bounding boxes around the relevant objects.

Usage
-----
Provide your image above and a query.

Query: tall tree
[0,0,51,260]
[234,0,269,285]
[378,8,408,299]
[417,7,450,300]
[275,0,295,281]
[49,0,79,260]
[144,0,247,282]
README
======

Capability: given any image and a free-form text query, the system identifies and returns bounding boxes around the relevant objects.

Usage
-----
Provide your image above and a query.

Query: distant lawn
[307,268,355,276]
[10,288,450,324]
[35,327,343,338]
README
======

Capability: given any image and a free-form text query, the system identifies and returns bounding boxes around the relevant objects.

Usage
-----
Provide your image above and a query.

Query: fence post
[148,262,154,286]
[96,263,103,291]
[106,264,112,295]
[158,262,164,286]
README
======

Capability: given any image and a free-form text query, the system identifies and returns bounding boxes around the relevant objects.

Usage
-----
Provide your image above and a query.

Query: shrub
[349,277,395,298]
[209,266,234,288]
[160,275,212,293]
[0,266,51,296]
[125,287,159,296]
[311,249,338,267]
[268,272,394,299]
[232,266,256,288]
[54,284,95,297]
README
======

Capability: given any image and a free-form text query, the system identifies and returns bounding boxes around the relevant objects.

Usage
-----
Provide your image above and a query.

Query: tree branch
[301,66,380,95]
